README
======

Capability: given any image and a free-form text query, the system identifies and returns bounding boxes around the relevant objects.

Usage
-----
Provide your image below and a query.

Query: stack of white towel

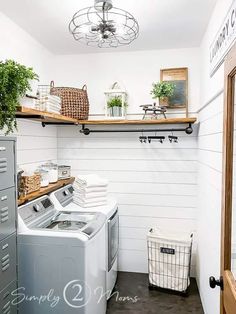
[73,174,108,208]
[34,95,62,114]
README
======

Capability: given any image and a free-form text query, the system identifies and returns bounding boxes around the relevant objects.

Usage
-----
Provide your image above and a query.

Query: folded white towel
[35,98,61,106]
[73,199,107,208]
[73,183,107,194]
[73,195,107,204]
[73,191,108,200]
[75,174,108,188]
[41,95,61,103]
[40,104,60,110]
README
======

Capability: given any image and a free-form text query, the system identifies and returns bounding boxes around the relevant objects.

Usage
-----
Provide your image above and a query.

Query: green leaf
[0,59,39,134]
[150,81,175,100]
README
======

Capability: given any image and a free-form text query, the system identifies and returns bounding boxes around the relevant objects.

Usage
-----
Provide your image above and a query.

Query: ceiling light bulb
[94,0,113,12]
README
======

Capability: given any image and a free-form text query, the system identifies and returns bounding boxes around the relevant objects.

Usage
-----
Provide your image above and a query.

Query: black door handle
[209,276,224,290]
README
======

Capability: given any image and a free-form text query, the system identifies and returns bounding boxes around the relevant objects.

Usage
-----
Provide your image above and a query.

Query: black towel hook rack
[80,123,193,136]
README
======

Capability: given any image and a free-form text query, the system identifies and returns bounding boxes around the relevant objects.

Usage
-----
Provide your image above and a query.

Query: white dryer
[50,185,119,298]
[18,195,107,314]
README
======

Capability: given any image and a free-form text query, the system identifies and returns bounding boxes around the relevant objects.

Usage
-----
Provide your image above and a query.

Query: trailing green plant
[107,95,128,108]
[151,81,175,100]
[0,59,39,134]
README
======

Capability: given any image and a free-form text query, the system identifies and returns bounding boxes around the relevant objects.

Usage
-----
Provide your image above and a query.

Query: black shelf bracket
[80,123,194,135]
[41,122,77,127]
[16,114,43,120]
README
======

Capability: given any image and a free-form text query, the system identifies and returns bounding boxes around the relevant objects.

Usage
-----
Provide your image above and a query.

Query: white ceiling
[0,0,217,54]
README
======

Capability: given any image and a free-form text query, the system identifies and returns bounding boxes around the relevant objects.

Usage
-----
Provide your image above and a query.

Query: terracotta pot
[159,97,169,107]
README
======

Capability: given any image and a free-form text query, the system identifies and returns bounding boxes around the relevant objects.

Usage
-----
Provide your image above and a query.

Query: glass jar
[36,168,49,187]
[41,162,58,183]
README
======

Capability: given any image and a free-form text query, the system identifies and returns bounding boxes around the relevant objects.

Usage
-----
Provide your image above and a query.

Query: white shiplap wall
[196,91,224,314]
[5,120,57,170]
[0,12,57,169]
[57,124,198,274]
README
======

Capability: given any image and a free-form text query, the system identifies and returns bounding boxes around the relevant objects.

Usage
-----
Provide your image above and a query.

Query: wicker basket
[21,173,41,195]
[50,81,89,120]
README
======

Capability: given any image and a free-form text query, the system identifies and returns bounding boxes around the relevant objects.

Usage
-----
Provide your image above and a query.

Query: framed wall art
[160,67,188,116]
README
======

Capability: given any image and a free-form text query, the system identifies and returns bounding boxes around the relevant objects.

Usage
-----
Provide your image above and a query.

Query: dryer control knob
[33,204,40,212]
[63,190,69,196]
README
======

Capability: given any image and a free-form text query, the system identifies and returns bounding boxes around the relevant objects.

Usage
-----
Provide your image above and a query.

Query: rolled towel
[75,174,108,188]
[73,191,108,200]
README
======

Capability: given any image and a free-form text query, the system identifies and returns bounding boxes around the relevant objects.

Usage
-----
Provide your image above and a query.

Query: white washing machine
[18,195,107,314]
[50,184,119,299]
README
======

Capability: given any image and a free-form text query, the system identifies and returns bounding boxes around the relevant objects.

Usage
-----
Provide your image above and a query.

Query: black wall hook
[148,136,165,144]
[168,135,178,143]
[139,136,147,143]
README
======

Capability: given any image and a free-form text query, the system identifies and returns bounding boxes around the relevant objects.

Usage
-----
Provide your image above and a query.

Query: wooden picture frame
[160,67,188,116]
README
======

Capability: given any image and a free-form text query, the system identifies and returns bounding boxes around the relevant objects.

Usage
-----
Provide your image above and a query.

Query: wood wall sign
[210,0,236,77]
[160,67,188,115]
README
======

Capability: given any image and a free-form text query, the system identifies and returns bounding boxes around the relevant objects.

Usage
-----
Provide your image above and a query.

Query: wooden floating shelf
[16,107,197,126]
[18,177,75,206]
[77,118,197,125]
[16,106,78,124]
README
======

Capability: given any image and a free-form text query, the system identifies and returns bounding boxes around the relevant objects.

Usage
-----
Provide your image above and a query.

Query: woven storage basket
[50,81,89,120]
[21,173,41,195]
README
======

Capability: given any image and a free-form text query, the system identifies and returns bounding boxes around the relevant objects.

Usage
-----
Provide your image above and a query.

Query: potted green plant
[107,95,127,117]
[0,59,39,134]
[151,81,175,106]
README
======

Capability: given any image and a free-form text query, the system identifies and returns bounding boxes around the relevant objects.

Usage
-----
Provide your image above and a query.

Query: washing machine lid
[44,212,96,231]
[19,196,106,238]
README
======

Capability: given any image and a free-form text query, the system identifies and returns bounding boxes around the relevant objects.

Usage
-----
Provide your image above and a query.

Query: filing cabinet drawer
[0,234,16,292]
[0,141,15,191]
[0,188,16,242]
[0,280,17,314]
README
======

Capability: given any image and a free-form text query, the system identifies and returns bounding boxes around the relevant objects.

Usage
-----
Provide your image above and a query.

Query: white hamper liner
[147,229,193,293]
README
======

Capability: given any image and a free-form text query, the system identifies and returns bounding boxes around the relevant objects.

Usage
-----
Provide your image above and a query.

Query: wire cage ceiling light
[69,0,139,48]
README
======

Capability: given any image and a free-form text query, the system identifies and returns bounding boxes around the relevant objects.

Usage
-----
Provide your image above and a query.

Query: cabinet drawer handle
[2,259,10,267]
[1,216,9,223]
[0,147,6,152]
[2,264,9,271]
[2,254,9,262]
[1,207,8,213]
[2,243,9,250]
[1,211,8,218]
[1,196,8,201]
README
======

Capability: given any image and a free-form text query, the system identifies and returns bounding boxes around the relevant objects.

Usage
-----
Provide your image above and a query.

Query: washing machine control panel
[19,196,54,225]
[54,185,74,207]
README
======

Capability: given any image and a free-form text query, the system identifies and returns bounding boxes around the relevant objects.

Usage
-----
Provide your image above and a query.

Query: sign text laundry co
[210,0,236,76]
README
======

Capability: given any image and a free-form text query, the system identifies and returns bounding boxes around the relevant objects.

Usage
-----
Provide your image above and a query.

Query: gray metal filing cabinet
[0,137,17,314]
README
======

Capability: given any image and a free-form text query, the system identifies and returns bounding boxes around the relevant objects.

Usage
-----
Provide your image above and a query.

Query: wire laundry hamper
[147,229,193,295]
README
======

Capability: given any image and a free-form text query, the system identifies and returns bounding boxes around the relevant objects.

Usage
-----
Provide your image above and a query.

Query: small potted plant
[107,95,127,117]
[151,81,175,107]
[0,59,39,134]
